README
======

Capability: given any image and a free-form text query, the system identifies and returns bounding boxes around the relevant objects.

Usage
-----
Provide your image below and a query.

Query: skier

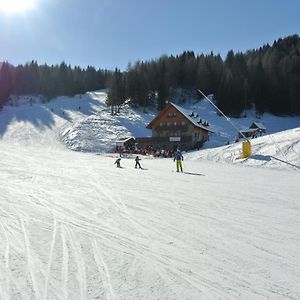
[135,156,142,169]
[173,149,183,172]
[114,158,121,168]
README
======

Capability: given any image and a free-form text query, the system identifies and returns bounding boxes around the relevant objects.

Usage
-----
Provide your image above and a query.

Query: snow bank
[186,127,300,170]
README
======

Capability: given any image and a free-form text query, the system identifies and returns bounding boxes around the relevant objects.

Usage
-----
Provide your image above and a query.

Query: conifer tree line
[1,35,300,116]
[0,61,110,108]
[107,35,300,116]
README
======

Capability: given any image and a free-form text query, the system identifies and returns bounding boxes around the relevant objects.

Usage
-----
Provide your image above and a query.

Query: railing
[154,125,189,132]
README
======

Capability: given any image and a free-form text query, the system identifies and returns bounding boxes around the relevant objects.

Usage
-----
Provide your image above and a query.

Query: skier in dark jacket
[114,158,121,168]
[173,149,183,172]
[135,156,142,169]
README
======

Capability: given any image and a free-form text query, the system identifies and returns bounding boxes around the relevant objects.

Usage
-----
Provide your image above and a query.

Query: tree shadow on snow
[0,95,101,137]
[0,104,55,137]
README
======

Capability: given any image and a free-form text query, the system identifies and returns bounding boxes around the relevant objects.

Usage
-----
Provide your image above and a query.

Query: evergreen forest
[0,61,110,107]
[1,35,300,116]
[107,34,300,116]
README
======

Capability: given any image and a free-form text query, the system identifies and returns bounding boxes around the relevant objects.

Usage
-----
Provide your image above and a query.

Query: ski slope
[0,92,300,299]
[186,127,300,170]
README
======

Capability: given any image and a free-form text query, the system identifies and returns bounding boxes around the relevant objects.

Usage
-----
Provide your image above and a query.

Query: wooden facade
[138,103,211,150]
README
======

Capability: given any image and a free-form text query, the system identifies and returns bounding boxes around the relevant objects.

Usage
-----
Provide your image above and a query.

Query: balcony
[154,124,188,132]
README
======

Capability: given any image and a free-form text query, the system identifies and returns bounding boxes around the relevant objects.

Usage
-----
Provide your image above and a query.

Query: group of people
[114,149,184,172]
[116,145,175,158]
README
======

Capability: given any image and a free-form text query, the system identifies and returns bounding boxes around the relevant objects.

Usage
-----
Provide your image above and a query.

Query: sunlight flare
[0,0,35,14]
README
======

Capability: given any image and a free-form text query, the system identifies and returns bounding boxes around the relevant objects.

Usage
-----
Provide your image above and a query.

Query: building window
[174,122,177,126]
[181,121,186,126]
[167,122,171,126]
[168,112,177,117]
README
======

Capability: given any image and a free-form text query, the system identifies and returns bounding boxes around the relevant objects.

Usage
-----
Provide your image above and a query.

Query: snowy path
[1,142,300,299]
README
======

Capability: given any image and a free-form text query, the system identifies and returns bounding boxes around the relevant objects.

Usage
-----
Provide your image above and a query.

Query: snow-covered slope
[0,91,299,299]
[1,91,299,168]
[1,90,299,173]
[1,91,154,152]
[59,91,154,152]
[186,127,300,170]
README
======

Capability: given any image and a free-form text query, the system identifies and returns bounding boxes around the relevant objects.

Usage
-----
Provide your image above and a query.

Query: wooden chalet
[238,128,258,139]
[249,122,266,134]
[238,122,266,139]
[136,102,212,151]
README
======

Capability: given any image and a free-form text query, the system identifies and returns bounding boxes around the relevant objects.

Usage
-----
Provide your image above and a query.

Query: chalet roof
[115,137,135,146]
[147,102,213,132]
[250,122,266,130]
[170,103,213,131]
[240,128,257,133]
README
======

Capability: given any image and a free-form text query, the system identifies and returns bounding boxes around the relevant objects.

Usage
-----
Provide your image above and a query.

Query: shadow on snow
[0,95,100,137]
[248,154,300,169]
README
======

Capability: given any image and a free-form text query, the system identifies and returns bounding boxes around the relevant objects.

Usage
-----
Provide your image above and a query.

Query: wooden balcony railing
[154,125,188,132]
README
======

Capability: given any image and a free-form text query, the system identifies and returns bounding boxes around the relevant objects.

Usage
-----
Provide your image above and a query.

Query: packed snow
[0,91,300,299]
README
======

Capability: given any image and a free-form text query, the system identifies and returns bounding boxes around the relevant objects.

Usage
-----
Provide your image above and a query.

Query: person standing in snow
[114,158,121,168]
[173,149,183,172]
[135,156,142,169]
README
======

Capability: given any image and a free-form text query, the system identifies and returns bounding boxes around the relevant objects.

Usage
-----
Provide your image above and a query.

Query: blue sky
[0,0,299,70]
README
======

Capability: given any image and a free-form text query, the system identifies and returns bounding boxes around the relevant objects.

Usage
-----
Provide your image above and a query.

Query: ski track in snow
[1,146,300,299]
[92,239,116,300]
[0,218,10,299]
[0,92,299,299]
[20,218,40,299]
[43,218,57,300]
[88,167,229,298]
[60,226,69,300]
[64,225,87,300]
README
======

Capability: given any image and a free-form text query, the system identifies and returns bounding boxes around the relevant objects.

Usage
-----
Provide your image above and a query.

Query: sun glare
[0,0,35,14]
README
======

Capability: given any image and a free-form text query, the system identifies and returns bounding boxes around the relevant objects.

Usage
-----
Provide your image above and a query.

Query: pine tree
[157,61,168,110]
[0,62,12,107]
[106,68,125,114]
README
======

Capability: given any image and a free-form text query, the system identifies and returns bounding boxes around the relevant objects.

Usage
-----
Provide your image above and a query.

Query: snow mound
[58,91,154,152]
[186,127,300,170]
[60,114,133,152]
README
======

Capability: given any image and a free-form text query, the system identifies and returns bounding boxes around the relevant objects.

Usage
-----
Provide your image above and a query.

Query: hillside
[0,91,299,299]
[1,91,299,169]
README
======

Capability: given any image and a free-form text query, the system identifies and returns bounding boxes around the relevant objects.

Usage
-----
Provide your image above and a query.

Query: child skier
[114,158,121,168]
[173,149,183,172]
[135,156,142,169]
